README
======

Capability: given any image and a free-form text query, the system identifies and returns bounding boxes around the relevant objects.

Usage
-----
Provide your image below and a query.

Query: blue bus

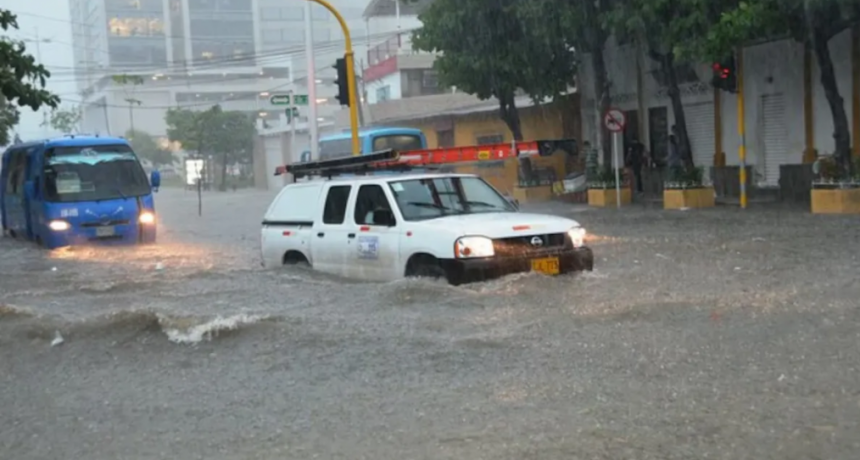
[318,126,427,160]
[0,135,159,249]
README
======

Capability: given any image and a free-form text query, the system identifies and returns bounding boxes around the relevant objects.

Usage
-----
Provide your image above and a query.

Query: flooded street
[2,188,860,459]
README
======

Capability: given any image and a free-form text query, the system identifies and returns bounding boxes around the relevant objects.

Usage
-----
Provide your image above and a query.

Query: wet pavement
[2,188,860,459]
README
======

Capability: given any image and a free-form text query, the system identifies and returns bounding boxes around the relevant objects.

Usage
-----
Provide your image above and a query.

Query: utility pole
[304,1,319,160]
[27,28,52,136]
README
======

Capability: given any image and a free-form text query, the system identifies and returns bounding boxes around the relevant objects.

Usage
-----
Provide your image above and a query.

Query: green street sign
[292,95,309,105]
[270,94,291,105]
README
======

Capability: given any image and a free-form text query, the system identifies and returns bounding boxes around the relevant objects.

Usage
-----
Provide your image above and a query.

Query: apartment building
[67,0,382,141]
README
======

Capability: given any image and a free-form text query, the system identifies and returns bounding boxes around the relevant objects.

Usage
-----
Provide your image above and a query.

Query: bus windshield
[43,144,151,203]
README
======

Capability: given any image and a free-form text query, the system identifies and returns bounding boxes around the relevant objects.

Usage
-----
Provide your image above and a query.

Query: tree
[126,129,174,167]
[43,106,82,133]
[1,9,60,144]
[164,105,255,191]
[522,0,617,164]
[610,0,733,169]
[0,97,20,146]
[696,0,860,176]
[411,0,577,140]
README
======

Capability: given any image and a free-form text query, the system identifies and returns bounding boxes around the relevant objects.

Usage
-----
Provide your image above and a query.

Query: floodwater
[2,188,860,459]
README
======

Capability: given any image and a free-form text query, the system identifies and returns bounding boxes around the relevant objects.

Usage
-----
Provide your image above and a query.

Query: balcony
[364,32,436,82]
[362,0,434,19]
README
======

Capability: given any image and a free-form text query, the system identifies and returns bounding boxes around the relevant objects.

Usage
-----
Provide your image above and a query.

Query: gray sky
[2,0,75,140]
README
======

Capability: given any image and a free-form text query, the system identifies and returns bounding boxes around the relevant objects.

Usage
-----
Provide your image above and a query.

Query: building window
[108,17,164,36]
[261,29,281,43]
[260,7,279,20]
[422,70,438,88]
[476,134,504,145]
[311,5,328,20]
[280,7,303,20]
[376,85,390,102]
[313,29,330,43]
[281,29,304,43]
[437,129,454,148]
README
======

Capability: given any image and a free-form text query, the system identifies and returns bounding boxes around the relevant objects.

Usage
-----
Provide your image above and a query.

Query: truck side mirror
[150,171,161,190]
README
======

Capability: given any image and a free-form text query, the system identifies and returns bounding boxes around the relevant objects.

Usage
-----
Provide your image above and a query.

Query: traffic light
[333,57,350,106]
[711,56,737,93]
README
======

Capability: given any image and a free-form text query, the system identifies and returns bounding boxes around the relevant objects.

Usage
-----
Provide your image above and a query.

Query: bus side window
[5,149,24,195]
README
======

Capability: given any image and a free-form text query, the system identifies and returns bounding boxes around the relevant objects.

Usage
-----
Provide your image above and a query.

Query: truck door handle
[347,233,356,238]
[317,232,324,238]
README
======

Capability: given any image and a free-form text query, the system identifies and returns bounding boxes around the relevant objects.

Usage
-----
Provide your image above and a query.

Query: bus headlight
[48,220,70,231]
[454,236,494,258]
[139,211,155,224]
[568,226,586,248]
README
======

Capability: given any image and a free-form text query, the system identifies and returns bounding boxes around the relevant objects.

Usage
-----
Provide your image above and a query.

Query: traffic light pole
[307,0,360,156]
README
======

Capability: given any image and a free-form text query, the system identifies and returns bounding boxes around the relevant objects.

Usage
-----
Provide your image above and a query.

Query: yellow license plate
[530,257,560,275]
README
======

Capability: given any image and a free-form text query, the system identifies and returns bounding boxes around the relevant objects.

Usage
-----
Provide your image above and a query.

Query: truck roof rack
[273,138,577,179]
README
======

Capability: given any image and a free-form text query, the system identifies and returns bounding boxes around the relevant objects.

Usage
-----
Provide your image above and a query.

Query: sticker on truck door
[357,236,379,259]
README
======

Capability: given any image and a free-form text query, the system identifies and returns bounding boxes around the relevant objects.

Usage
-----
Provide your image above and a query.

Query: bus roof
[5,135,130,152]
[319,126,423,141]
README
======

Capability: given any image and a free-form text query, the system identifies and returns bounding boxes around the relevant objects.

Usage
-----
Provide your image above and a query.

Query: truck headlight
[454,236,495,258]
[568,226,586,248]
[48,220,70,231]
[139,211,155,224]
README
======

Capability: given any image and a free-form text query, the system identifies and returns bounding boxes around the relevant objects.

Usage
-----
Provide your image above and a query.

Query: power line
[30,29,411,82]
[58,62,341,110]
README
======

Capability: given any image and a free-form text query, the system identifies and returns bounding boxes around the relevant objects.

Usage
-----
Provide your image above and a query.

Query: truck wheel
[406,254,449,283]
[283,250,309,266]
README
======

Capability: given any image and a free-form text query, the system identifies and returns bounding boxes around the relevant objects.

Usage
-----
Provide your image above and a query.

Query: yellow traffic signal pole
[307,0,360,156]
[737,47,747,209]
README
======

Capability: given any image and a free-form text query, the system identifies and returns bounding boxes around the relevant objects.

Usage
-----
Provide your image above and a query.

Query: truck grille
[493,233,567,256]
[80,219,130,228]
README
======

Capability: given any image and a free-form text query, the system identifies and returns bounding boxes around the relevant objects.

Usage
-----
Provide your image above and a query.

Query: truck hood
[417,212,580,238]
[48,197,150,224]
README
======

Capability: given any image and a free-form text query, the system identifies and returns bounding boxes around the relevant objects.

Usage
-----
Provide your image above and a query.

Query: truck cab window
[354,184,394,226]
[322,185,351,224]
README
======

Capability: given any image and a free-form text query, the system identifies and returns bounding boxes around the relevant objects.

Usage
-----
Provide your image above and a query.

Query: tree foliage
[164,105,255,190]
[0,97,20,146]
[1,9,60,145]
[411,0,577,140]
[126,129,174,167]
[43,106,82,133]
[608,0,735,167]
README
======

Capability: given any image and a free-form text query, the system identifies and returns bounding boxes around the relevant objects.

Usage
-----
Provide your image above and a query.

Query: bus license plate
[531,257,559,275]
[96,226,115,237]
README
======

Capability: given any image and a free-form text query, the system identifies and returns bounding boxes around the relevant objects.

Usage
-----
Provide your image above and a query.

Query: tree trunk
[654,50,694,168]
[591,42,613,166]
[498,94,524,141]
[811,29,852,175]
[219,152,228,192]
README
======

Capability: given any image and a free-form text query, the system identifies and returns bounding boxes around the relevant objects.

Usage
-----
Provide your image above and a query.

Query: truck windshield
[388,176,514,221]
[43,144,150,203]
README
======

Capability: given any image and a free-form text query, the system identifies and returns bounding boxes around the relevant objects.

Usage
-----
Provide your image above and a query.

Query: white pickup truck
[260,171,593,285]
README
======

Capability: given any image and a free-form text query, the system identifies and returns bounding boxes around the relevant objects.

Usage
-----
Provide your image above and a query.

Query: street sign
[292,95,309,105]
[269,94,309,106]
[270,94,291,105]
[604,108,626,132]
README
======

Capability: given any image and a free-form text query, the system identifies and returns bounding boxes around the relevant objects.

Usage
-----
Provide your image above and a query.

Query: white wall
[365,71,403,104]
[581,33,855,181]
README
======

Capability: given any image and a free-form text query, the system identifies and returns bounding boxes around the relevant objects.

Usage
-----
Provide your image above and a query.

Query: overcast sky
[2,0,75,140]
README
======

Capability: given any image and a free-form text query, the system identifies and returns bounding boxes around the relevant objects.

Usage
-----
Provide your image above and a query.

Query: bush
[664,166,705,190]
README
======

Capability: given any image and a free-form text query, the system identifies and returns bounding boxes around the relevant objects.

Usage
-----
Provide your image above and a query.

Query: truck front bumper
[438,246,594,285]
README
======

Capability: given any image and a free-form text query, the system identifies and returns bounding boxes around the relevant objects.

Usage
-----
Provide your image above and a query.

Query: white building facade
[579,30,856,186]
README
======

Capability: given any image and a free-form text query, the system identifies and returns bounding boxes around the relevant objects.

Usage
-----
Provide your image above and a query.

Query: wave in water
[0,304,270,345]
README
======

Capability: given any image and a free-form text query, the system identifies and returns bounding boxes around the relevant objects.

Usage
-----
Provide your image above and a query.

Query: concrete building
[578,30,859,187]
[67,0,393,143]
